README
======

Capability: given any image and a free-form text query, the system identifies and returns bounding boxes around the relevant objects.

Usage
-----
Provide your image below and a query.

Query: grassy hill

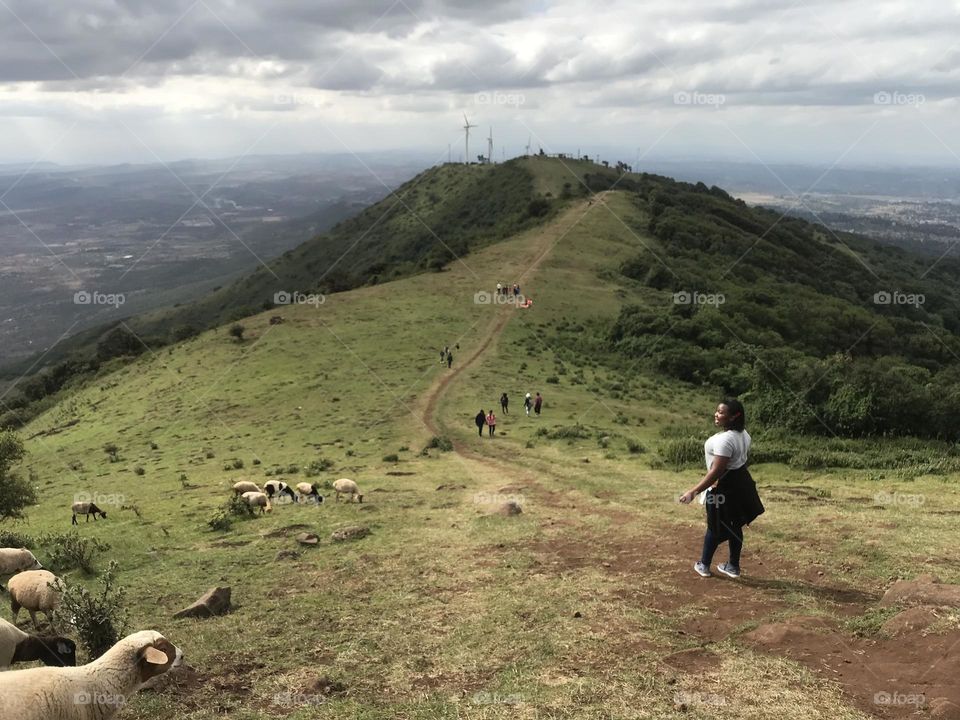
[3,159,959,719]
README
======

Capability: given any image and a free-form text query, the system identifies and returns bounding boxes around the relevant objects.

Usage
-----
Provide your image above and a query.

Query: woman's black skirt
[704,464,765,541]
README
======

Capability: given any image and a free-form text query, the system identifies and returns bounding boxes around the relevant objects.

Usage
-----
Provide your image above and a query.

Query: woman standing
[678,399,764,578]
[486,410,497,437]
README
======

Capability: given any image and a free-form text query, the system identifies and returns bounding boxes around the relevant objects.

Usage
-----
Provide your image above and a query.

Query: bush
[103,443,120,463]
[207,509,233,531]
[60,561,129,659]
[545,376,560,384]
[229,324,245,342]
[226,494,251,517]
[0,431,36,522]
[426,436,454,452]
[547,424,591,440]
[134,466,145,476]
[0,530,32,548]
[305,458,334,476]
[285,463,301,474]
[659,436,703,471]
[626,439,646,454]
[382,453,399,463]
[38,532,110,574]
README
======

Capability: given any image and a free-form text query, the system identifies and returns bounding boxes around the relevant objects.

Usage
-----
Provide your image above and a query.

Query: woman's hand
[678,490,696,505]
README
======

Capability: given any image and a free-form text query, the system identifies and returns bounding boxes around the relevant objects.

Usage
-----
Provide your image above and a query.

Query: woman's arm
[678,455,730,504]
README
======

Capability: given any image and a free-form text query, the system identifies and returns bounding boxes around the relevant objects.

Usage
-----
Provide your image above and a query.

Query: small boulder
[880,606,939,636]
[173,586,232,619]
[296,533,320,546]
[331,526,370,542]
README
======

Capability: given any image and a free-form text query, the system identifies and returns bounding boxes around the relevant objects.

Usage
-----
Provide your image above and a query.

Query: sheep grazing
[263,480,298,503]
[0,630,182,720]
[0,617,76,668]
[295,482,324,504]
[8,570,65,630]
[333,478,363,503]
[232,480,262,495]
[0,548,42,577]
[70,501,107,525]
[241,491,272,515]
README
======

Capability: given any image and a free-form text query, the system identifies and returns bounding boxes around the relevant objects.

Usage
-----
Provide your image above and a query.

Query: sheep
[263,480,298,504]
[295,482,325,504]
[232,480,261,495]
[0,548,42,577]
[241,491,272,515]
[8,570,65,630]
[333,478,363,503]
[0,617,76,668]
[70,501,107,525]
[0,629,182,720]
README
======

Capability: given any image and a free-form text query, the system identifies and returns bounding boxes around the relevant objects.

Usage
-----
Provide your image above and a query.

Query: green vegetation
[0,431,35,521]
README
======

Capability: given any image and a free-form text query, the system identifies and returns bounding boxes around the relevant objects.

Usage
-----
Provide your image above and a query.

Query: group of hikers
[474,391,543,437]
[496,282,522,298]
[440,344,458,368]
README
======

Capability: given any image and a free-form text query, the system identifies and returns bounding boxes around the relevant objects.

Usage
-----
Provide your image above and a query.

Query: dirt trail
[415,193,960,720]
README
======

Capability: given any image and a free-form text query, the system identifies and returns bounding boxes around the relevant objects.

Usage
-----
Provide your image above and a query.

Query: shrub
[38,532,110,574]
[205,449,216,459]
[286,463,300,474]
[382,453,399,463]
[425,436,454,452]
[0,431,36,522]
[134,466,145,476]
[207,509,233,531]
[305,458,334,476]
[103,443,120,463]
[626,439,645,454]
[229,324,245,342]
[546,376,560,384]
[231,458,244,470]
[547,424,591,440]
[659,436,703,472]
[226,494,251,517]
[61,560,129,659]
[252,458,261,466]
[0,530,32,548]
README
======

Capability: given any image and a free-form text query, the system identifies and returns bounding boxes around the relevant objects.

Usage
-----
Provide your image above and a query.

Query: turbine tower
[463,113,477,164]
[487,126,493,164]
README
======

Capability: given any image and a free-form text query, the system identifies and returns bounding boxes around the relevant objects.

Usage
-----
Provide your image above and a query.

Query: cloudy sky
[1,0,959,167]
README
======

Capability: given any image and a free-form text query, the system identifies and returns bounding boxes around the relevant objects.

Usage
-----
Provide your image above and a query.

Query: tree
[229,324,245,342]
[0,431,36,522]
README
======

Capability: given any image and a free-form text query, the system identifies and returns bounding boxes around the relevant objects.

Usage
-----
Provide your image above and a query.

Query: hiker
[678,399,765,579]
[486,409,496,437]
[534,392,543,416]
[513,284,520,297]
[446,351,453,368]
[496,283,502,297]
[500,392,509,414]
[440,349,445,363]
[524,392,532,416]
[475,409,486,437]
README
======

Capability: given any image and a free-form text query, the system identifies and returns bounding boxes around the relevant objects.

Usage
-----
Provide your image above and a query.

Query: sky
[1,0,960,168]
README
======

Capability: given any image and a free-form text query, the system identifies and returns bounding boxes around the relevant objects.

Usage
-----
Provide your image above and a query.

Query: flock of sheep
[0,476,365,718]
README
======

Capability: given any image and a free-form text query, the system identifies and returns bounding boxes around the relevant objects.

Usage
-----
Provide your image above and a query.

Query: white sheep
[0,617,76,668]
[241,491,272,515]
[295,482,324,504]
[0,630,182,720]
[0,548,42,577]
[263,480,298,503]
[8,570,65,630]
[70,501,107,525]
[333,478,363,503]
[232,480,261,495]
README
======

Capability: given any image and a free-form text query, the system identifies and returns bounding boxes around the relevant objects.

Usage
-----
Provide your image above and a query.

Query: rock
[930,697,960,719]
[495,501,523,516]
[275,550,300,561]
[296,533,320,545]
[331,525,370,542]
[881,575,960,607]
[880,606,939,635]
[173,586,232,619]
[744,616,830,645]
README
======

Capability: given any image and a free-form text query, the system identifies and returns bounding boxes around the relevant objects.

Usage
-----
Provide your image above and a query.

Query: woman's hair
[721,398,746,431]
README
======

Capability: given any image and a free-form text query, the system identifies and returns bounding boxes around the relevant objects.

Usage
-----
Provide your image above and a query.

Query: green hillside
[3,158,959,719]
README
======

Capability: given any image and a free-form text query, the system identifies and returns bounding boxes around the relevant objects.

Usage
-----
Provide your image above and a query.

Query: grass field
[5,167,959,719]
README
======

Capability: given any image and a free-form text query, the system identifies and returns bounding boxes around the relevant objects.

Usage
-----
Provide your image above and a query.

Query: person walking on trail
[496,282,502,297]
[534,392,543,416]
[475,409,486,437]
[500,392,509,414]
[678,399,765,579]
[440,348,445,364]
[524,392,532,416]
[446,351,453,368]
[486,410,496,437]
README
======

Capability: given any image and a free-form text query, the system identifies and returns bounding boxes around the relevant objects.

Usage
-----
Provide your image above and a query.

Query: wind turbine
[463,113,477,164]
[525,135,531,156]
[487,126,493,164]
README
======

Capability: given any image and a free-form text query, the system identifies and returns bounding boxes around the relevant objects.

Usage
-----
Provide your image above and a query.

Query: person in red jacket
[486,410,496,437]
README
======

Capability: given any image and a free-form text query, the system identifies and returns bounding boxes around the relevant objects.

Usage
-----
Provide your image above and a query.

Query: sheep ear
[144,646,168,665]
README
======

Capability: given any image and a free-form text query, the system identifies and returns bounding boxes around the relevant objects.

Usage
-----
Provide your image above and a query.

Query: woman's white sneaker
[717,562,741,578]
[694,562,712,577]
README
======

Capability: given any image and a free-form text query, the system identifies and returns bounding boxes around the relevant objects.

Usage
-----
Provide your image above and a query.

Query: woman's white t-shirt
[704,429,751,471]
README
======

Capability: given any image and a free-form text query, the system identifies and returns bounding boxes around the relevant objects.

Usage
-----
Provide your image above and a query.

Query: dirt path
[414,193,960,720]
